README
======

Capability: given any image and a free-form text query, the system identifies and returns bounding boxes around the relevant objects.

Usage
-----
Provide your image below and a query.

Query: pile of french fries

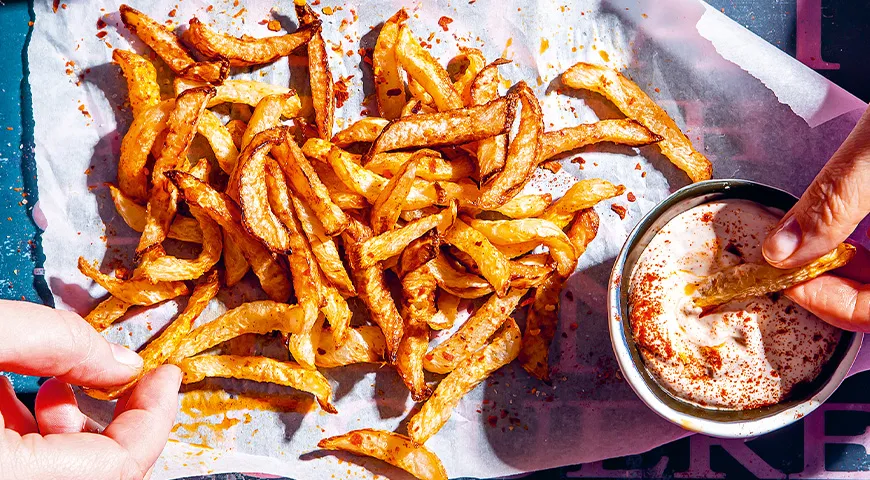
[78,4,712,479]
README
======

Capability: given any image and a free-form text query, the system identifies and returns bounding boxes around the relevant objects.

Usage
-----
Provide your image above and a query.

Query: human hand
[0,300,180,479]
[763,107,870,331]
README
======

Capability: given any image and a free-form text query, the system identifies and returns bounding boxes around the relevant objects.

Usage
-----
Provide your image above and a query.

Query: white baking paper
[30,0,868,478]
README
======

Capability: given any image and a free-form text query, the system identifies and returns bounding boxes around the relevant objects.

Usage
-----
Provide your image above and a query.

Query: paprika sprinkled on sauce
[628,200,839,410]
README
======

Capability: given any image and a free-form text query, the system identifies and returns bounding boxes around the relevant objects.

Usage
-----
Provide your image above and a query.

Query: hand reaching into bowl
[764,107,870,331]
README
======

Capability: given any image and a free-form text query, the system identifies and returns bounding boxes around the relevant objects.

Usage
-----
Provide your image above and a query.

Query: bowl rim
[607,178,863,438]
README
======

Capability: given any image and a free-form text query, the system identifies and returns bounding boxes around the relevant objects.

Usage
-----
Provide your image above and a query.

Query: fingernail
[110,344,143,370]
[765,215,802,263]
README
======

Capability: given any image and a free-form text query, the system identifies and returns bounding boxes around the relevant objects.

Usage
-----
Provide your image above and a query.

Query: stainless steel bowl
[607,179,862,438]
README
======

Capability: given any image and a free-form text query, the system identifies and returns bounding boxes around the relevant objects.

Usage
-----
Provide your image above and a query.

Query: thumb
[764,107,870,268]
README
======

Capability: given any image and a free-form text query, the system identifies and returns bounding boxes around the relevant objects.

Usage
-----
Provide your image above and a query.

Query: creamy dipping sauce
[629,200,840,410]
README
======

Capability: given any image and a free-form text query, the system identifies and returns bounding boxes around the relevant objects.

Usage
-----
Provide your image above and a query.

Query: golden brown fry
[86,272,219,400]
[167,170,292,301]
[395,24,463,111]
[693,243,856,308]
[77,257,189,305]
[311,161,370,210]
[443,219,511,296]
[478,82,542,208]
[471,59,510,183]
[305,24,335,139]
[109,185,202,243]
[373,9,409,120]
[199,109,240,174]
[398,266,437,401]
[366,96,514,160]
[84,296,132,332]
[226,119,247,149]
[169,301,304,363]
[112,49,160,117]
[137,87,215,258]
[407,76,435,106]
[540,178,624,228]
[118,100,173,203]
[424,288,526,374]
[316,325,387,368]
[428,254,491,299]
[491,194,552,219]
[450,48,487,106]
[142,205,222,282]
[273,137,349,236]
[242,93,296,150]
[371,158,417,235]
[566,208,600,258]
[410,318,521,444]
[222,230,250,286]
[237,127,293,252]
[430,291,460,330]
[177,79,302,118]
[539,119,662,161]
[119,4,227,84]
[397,230,441,279]
[288,315,325,371]
[518,274,562,382]
[179,355,337,413]
[331,117,389,147]
[318,429,448,480]
[366,150,474,182]
[187,17,315,67]
[469,218,578,277]
[290,195,356,297]
[344,217,404,363]
[562,62,712,182]
[358,202,456,269]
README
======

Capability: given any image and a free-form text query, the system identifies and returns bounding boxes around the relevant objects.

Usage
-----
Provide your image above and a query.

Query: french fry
[365,96,514,160]
[397,230,441,279]
[167,170,292,301]
[86,271,219,400]
[311,161,370,210]
[409,318,521,444]
[84,296,132,332]
[169,301,305,362]
[540,178,624,228]
[78,257,189,305]
[296,4,334,140]
[469,218,578,277]
[141,205,222,282]
[222,230,250,286]
[428,254,491,299]
[395,24,463,111]
[290,194,356,297]
[118,100,173,203]
[566,208,600,257]
[199,109,240,174]
[331,117,389,147]
[371,157,417,235]
[539,119,661,162]
[316,325,387,368]
[112,49,160,117]
[186,17,315,67]
[176,78,302,118]
[470,59,511,183]
[366,150,474,182]
[491,194,552,219]
[562,62,712,182]
[226,119,247,149]
[442,219,511,296]
[518,274,561,382]
[693,243,856,309]
[109,185,202,243]
[430,291,460,330]
[236,126,293,252]
[241,93,296,150]
[358,202,456,269]
[318,429,448,480]
[119,4,228,84]
[424,288,526,374]
[137,86,215,258]
[344,217,404,363]
[373,9,409,120]
[398,266,437,401]
[178,355,337,413]
[451,48,487,106]
[478,82,542,208]
[407,76,435,106]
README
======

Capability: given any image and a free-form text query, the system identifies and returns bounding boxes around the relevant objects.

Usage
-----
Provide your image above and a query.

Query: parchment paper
[30,0,869,478]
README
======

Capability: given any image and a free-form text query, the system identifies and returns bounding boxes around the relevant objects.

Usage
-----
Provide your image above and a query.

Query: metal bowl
[607,179,862,438]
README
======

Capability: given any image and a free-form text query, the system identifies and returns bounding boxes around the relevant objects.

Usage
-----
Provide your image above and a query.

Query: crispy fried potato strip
[424,288,526,374]
[359,202,456,269]
[366,96,514,160]
[395,24,462,112]
[318,429,448,480]
[237,127,292,252]
[478,83,542,208]
[178,355,337,413]
[198,109,240,174]
[469,59,511,181]
[407,76,435,106]
[430,291,460,330]
[491,194,552,219]
[409,319,521,444]
[397,230,441,279]
[119,5,227,84]
[540,119,661,161]
[693,243,856,308]
[78,257,189,305]
[241,93,295,150]
[373,9,409,119]
[170,301,304,362]
[371,158,417,235]
[451,48,487,106]
[142,205,222,281]
[303,21,335,139]
[167,170,292,301]
[566,208,600,257]
[222,230,250,286]
[118,100,173,203]
[177,79,302,118]
[113,49,160,117]
[540,178,624,228]
[399,266,438,401]
[470,218,578,276]
[316,325,387,368]
[109,185,202,243]
[366,150,474,182]
[86,272,219,400]
[443,219,511,296]
[562,62,712,182]
[226,119,247,149]
[187,17,315,67]
[84,296,132,332]
[331,117,389,147]
[290,195,356,297]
